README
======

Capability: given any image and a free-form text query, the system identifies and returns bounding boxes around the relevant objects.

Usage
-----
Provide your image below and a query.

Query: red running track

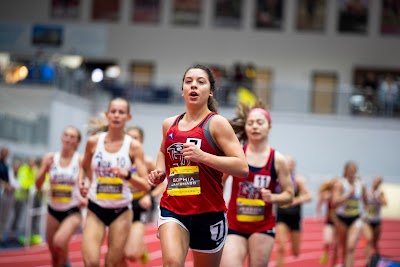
[0,218,399,267]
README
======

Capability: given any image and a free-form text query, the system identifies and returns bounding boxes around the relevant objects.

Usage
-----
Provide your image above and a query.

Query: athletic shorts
[228,227,275,239]
[368,220,381,229]
[336,214,360,227]
[88,200,130,226]
[276,212,301,231]
[132,196,154,223]
[48,205,80,223]
[158,207,227,253]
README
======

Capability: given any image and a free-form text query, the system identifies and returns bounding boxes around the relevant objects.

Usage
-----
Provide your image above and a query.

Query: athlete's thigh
[159,221,190,264]
[81,211,106,261]
[107,209,132,261]
[220,234,248,267]
[124,221,146,255]
[347,219,363,249]
[248,233,274,267]
[192,249,223,267]
[275,223,289,246]
[46,213,60,248]
[54,212,82,246]
[323,224,335,243]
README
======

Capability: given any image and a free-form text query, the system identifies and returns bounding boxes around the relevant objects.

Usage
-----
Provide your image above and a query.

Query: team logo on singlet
[167,143,189,166]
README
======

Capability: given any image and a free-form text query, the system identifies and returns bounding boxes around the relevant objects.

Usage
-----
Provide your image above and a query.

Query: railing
[0,113,49,146]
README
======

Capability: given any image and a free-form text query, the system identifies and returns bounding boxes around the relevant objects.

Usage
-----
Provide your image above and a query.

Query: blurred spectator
[0,147,13,246]
[378,74,399,117]
[9,157,42,246]
[362,71,379,114]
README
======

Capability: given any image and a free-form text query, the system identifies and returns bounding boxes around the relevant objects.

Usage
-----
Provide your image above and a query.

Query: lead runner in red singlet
[220,101,294,267]
[148,64,248,267]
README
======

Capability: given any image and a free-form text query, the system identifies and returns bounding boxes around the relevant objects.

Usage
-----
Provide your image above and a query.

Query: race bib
[344,199,359,216]
[367,204,377,217]
[167,166,200,196]
[51,184,72,203]
[96,177,123,200]
[236,197,265,222]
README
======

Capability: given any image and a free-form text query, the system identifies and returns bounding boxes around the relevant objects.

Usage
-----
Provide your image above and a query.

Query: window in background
[254,68,273,108]
[172,0,202,26]
[380,0,400,36]
[311,72,337,114]
[50,0,81,19]
[254,0,284,30]
[130,62,154,86]
[213,0,242,28]
[32,24,64,47]
[295,0,326,32]
[337,0,369,34]
[91,0,120,22]
[132,0,161,24]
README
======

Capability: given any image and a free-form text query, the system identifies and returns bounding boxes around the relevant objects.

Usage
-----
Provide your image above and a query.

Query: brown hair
[182,64,218,112]
[229,100,269,143]
[87,97,131,136]
[126,125,144,142]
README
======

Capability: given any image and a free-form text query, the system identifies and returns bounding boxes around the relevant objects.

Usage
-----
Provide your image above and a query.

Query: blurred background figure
[0,147,14,247]
[362,176,387,265]
[378,73,399,117]
[275,155,312,267]
[8,157,43,246]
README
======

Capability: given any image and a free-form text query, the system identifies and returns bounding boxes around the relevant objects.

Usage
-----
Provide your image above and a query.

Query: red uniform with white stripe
[160,112,226,215]
[227,145,278,234]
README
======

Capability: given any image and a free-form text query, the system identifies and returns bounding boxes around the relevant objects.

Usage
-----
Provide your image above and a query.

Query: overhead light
[105,65,121,79]
[91,68,103,83]
[58,55,83,69]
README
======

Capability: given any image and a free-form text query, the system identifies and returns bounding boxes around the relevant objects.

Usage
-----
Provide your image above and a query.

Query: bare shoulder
[162,115,179,131]
[295,174,307,184]
[209,114,233,134]
[209,114,230,126]
[274,150,286,165]
[130,137,143,150]
[87,134,100,145]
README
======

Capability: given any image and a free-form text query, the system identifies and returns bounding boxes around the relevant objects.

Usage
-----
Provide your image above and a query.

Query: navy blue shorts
[159,207,227,253]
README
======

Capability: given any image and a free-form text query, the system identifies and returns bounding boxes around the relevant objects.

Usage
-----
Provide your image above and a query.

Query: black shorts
[48,205,80,223]
[276,212,301,231]
[159,207,227,253]
[336,214,360,227]
[132,195,154,223]
[228,228,275,239]
[368,220,381,229]
[88,200,130,226]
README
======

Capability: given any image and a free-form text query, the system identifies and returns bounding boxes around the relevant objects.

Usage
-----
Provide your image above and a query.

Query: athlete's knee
[124,251,140,262]
[83,258,100,267]
[52,237,67,254]
[162,256,183,267]
[277,243,286,255]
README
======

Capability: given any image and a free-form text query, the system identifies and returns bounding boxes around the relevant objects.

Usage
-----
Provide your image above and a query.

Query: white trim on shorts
[157,209,227,254]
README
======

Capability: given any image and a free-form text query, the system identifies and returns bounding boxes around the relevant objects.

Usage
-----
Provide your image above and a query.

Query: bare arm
[128,140,150,192]
[267,152,293,206]
[35,153,54,191]
[379,191,388,206]
[291,175,312,207]
[79,135,97,197]
[332,179,353,207]
[148,117,172,186]
[183,115,248,178]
